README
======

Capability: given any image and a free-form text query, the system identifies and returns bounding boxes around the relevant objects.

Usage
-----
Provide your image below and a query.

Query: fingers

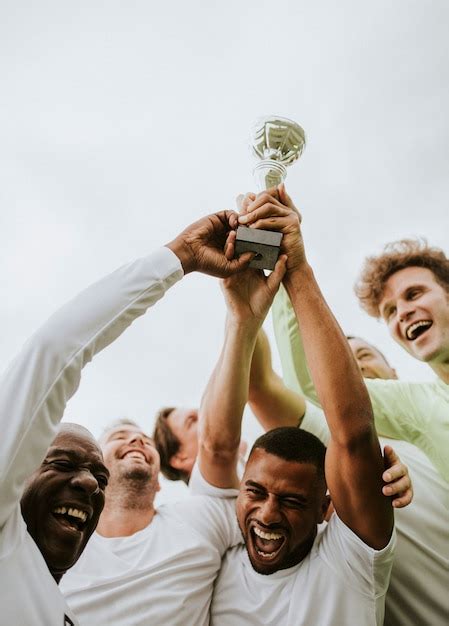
[266,255,288,292]
[382,445,413,508]
[222,251,254,276]
[236,192,256,213]
[225,231,236,260]
[382,445,401,480]
[238,202,291,228]
[246,191,286,214]
[277,184,296,210]
[390,488,414,509]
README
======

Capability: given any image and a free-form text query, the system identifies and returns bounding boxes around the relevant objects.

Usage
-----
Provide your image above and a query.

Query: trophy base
[234,226,282,270]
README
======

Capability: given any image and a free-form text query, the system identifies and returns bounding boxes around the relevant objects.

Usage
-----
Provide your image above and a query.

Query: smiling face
[20,425,108,582]
[166,407,199,476]
[379,267,449,365]
[348,337,397,380]
[100,423,160,491]
[236,449,328,576]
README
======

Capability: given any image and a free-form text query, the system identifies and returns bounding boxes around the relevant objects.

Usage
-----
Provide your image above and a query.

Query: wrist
[225,316,261,341]
[283,262,314,293]
[165,238,195,275]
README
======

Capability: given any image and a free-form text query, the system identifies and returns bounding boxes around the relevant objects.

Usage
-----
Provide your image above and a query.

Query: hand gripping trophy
[235,116,306,270]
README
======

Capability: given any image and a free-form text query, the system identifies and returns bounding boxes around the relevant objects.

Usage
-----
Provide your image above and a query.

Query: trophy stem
[253,160,287,191]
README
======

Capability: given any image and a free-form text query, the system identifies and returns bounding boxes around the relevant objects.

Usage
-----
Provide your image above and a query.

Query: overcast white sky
[1,1,448,501]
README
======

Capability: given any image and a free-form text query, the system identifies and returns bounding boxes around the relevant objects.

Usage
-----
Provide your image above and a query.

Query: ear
[169,452,189,471]
[319,494,332,523]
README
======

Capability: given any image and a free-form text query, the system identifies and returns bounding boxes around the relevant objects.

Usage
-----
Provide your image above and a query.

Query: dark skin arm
[239,186,393,549]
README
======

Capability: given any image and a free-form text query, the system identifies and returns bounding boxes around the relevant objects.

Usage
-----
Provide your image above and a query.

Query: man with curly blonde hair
[273,236,449,484]
[354,238,449,380]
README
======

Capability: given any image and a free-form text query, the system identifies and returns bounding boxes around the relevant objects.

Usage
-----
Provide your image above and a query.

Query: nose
[128,433,146,447]
[397,300,415,324]
[71,470,101,496]
[258,494,282,526]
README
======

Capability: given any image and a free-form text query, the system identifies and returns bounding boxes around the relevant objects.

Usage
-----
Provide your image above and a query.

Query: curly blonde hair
[354,239,449,318]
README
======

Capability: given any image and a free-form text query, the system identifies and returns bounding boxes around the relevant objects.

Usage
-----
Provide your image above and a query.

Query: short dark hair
[354,238,449,317]
[249,427,326,481]
[152,407,189,484]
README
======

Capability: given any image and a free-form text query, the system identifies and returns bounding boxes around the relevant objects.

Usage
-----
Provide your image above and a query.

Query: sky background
[1,1,448,501]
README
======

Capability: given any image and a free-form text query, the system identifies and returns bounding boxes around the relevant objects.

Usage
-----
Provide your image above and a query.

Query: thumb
[266,255,288,292]
[278,184,296,211]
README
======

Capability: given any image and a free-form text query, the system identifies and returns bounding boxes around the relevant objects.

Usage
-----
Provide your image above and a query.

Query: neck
[51,569,64,584]
[430,358,449,384]
[96,478,157,537]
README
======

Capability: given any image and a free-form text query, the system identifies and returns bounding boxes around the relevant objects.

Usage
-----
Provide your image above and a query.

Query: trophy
[235,116,306,270]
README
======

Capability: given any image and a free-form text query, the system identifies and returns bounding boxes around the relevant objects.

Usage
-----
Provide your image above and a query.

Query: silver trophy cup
[235,116,306,270]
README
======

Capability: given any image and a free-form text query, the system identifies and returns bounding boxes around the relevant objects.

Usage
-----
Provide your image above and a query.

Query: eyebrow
[46,448,109,473]
[109,430,154,443]
[355,347,374,355]
[245,480,308,502]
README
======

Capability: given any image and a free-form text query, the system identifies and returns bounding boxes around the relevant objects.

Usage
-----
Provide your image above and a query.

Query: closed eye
[95,474,109,489]
[281,498,306,509]
[383,305,396,321]
[406,288,422,300]
[51,460,74,470]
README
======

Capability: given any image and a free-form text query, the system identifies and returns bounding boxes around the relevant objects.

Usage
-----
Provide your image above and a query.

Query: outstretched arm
[239,187,393,549]
[198,260,287,488]
[248,328,306,431]
[0,210,250,526]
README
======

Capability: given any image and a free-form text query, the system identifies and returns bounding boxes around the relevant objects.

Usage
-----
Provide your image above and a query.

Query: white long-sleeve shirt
[0,247,183,626]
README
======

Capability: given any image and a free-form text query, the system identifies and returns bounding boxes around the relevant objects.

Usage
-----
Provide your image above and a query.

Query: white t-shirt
[302,401,449,626]
[190,464,396,626]
[61,495,241,625]
[0,247,183,625]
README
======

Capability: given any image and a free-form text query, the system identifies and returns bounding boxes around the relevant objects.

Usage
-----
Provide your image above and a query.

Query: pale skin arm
[239,187,394,549]
[248,328,306,430]
[198,259,287,489]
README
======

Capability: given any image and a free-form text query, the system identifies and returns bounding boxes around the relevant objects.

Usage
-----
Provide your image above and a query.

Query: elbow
[331,413,377,451]
[199,437,240,464]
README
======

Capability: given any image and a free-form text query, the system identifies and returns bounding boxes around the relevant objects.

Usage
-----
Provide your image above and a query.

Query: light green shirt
[272,285,449,483]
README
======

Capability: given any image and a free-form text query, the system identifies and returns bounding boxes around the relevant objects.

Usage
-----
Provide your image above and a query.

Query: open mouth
[405,320,432,341]
[251,526,286,560]
[52,506,88,532]
[122,450,147,461]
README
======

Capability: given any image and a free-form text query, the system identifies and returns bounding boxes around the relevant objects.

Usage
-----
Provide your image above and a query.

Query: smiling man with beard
[0,208,252,625]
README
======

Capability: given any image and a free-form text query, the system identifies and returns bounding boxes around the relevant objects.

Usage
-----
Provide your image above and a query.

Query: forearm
[249,329,305,430]
[284,265,373,442]
[272,285,320,406]
[0,248,182,524]
[199,318,259,487]
[200,319,258,454]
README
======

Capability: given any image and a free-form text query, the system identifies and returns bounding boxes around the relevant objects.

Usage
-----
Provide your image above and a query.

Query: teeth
[253,527,283,540]
[406,320,432,340]
[53,506,67,515]
[256,549,278,559]
[53,506,87,523]
[124,451,145,459]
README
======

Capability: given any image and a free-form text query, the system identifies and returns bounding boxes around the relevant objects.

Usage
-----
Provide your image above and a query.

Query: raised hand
[221,256,287,327]
[166,211,253,278]
[237,185,306,274]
